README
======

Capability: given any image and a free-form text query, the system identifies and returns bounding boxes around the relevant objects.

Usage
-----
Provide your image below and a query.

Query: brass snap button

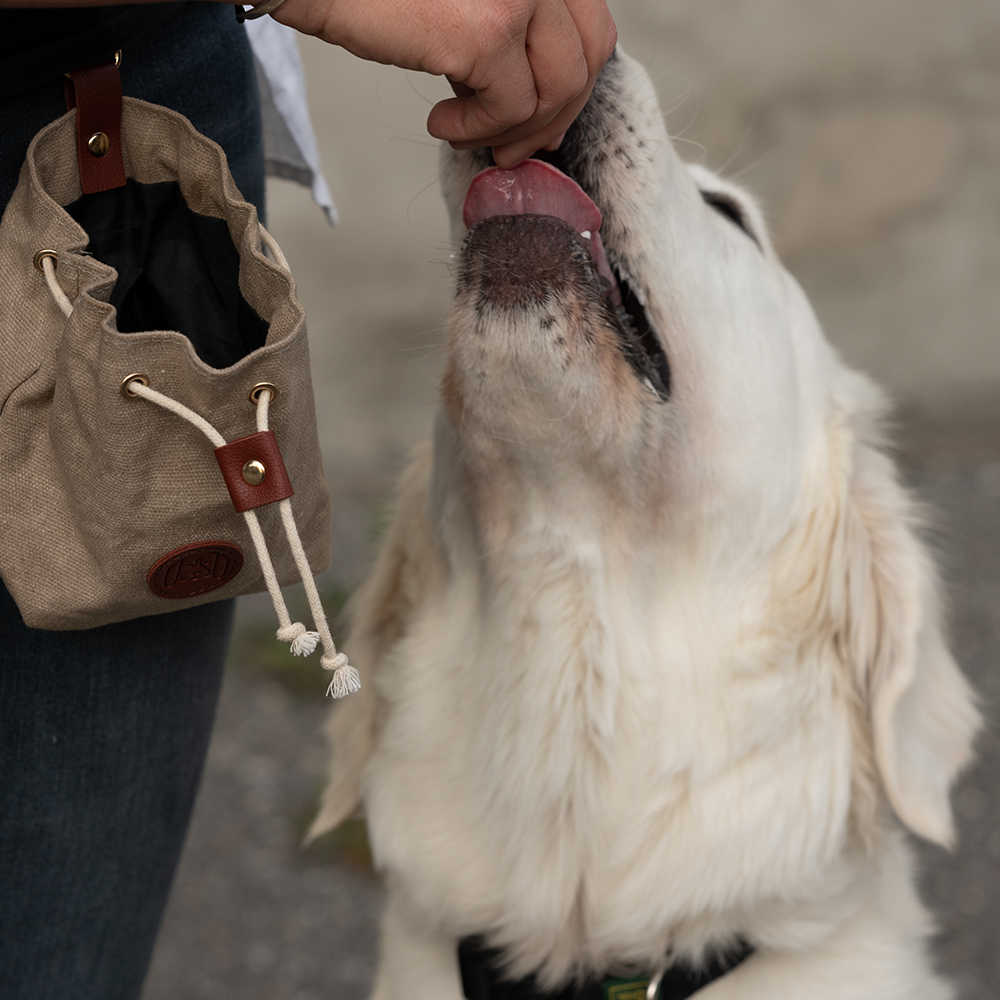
[242,459,266,486]
[87,132,110,157]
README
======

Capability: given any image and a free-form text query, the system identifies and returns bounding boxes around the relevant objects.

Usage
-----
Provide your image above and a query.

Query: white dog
[311,51,980,1000]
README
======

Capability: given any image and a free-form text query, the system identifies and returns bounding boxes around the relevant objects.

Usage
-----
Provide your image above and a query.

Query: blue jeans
[0,5,264,997]
[0,585,235,1000]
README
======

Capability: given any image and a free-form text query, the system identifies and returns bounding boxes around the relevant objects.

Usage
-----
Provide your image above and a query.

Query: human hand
[271,0,617,167]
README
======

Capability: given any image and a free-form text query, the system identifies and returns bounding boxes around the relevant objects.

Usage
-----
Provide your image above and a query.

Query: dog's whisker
[404,174,448,223]
[385,134,442,149]
[400,349,446,368]
[667,90,702,144]
[401,69,451,108]
[656,76,695,119]
[397,339,445,353]
[726,146,776,183]
[396,325,446,344]
[539,401,578,422]
[713,118,764,180]
[670,135,709,161]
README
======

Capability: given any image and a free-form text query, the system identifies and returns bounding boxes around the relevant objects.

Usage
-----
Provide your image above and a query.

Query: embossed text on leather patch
[147,541,244,599]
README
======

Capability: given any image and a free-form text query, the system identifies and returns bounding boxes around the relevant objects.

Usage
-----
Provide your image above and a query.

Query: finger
[506,0,616,151]
[447,78,475,99]
[457,60,590,164]
[429,0,584,151]
[430,0,592,148]
[489,2,616,165]
[441,1,616,164]
[426,5,538,145]
[563,0,618,78]
[490,91,589,167]
[428,63,542,146]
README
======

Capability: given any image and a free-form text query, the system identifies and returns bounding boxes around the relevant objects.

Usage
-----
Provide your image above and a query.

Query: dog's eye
[700,190,761,249]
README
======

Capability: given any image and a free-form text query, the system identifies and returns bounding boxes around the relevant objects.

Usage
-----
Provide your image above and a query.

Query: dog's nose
[460,215,598,309]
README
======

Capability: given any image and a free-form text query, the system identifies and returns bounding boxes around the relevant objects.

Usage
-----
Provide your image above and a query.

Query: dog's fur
[311,51,980,999]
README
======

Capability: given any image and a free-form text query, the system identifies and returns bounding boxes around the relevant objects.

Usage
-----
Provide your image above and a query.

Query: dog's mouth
[461,157,670,401]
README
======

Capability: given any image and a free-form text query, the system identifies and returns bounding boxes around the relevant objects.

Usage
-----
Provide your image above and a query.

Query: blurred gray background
[143,2,1000,998]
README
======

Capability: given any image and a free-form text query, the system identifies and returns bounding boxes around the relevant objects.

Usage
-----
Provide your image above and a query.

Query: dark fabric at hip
[0,1,264,213]
[0,3,186,99]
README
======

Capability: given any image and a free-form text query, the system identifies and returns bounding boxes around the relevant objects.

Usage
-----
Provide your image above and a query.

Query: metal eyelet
[121,372,150,398]
[248,382,278,405]
[33,249,58,274]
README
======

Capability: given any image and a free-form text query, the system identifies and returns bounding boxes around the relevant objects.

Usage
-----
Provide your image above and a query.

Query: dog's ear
[308,445,443,841]
[836,430,979,848]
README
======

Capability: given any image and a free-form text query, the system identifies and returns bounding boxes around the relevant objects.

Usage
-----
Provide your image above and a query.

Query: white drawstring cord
[38,245,357,697]
[123,377,357,697]
[110,380,308,652]
[126,379,227,448]
[246,386,319,652]
[256,387,360,697]
[259,224,289,271]
[40,254,73,317]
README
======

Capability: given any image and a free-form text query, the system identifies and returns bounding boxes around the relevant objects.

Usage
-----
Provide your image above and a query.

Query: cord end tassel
[277,621,321,656]
[323,652,361,699]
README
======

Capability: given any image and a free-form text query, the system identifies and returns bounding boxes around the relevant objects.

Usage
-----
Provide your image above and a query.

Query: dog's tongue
[463,161,619,302]
[463,160,602,234]
[462,160,601,233]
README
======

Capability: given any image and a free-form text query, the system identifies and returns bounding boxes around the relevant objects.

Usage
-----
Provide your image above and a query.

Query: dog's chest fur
[364,490,859,980]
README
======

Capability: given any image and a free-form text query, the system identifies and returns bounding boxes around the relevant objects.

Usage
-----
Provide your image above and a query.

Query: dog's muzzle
[458,159,671,400]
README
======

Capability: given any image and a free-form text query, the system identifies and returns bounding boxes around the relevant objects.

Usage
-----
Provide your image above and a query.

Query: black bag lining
[65,178,269,370]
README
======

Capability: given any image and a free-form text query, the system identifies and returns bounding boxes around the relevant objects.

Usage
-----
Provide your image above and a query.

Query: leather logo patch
[147,541,244,599]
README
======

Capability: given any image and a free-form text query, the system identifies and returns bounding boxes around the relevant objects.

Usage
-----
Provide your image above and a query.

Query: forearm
[270,0,616,165]
[0,0,616,166]
[0,0,235,7]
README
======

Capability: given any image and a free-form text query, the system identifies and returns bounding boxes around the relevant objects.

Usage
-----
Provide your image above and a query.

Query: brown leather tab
[66,60,127,194]
[214,430,295,513]
[147,541,244,598]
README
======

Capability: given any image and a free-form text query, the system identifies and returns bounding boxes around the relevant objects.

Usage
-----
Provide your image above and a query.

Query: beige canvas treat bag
[0,61,357,697]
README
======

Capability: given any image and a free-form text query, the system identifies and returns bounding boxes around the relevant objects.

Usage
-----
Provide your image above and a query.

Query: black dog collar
[458,937,754,1000]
